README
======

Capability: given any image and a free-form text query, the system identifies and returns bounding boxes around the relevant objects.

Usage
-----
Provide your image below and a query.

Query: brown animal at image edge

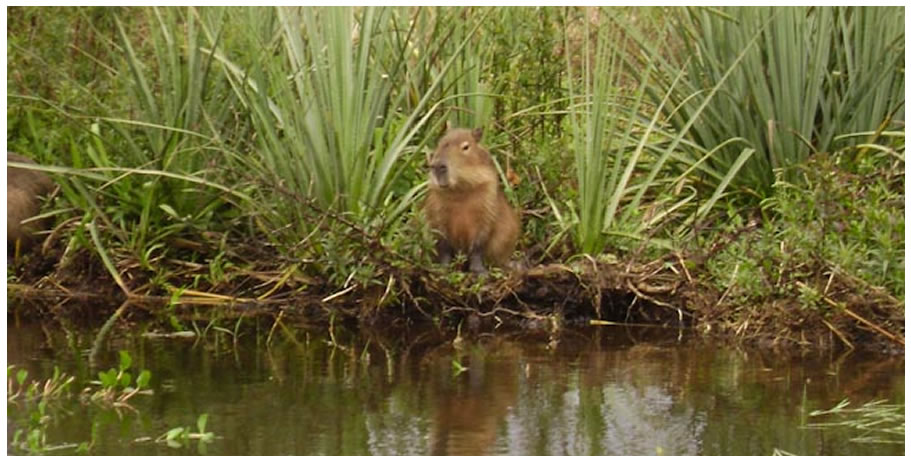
[7,152,54,255]
[424,127,520,274]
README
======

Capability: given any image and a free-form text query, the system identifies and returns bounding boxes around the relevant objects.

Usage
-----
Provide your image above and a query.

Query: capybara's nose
[430,163,447,178]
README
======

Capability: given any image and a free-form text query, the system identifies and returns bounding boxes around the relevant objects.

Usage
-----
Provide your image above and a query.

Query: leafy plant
[157,413,216,454]
[218,6,490,229]
[86,350,153,407]
[7,365,82,455]
[705,139,904,306]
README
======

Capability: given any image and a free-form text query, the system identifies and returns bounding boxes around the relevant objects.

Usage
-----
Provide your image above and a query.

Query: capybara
[424,128,520,273]
[8,152,54,254]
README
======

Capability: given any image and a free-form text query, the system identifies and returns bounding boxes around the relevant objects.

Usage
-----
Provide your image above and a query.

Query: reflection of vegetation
[451,359,468,376]
[5,324,906,455]
[807,399,904,445]
[7,365,74,403]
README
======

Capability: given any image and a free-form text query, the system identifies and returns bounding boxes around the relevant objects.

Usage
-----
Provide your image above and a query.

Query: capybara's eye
[461,142,470,151]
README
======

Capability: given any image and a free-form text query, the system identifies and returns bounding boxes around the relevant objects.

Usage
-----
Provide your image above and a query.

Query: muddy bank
[8,244,904,355]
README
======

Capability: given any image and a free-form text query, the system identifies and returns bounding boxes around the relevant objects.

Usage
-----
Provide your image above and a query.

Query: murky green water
[6,318,904,455]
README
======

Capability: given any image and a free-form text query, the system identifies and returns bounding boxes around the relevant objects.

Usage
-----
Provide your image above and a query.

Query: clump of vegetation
[623,6,905,199]
[701,142,904,348]
[85,350,153,409]
[155,414,215,453]
[7,353,149,455]
[8,351,217,456]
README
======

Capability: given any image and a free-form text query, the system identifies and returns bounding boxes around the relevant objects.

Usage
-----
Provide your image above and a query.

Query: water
[6,318,905,455]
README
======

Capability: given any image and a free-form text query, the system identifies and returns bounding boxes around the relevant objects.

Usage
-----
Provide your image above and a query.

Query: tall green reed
[630,6,904,198]
[564,7,756,255]
[218,7,487,244]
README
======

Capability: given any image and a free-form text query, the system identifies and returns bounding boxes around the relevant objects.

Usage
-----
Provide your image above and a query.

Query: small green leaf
[197,439,209,455]
[197,413,208,433]
[159,204,179,219]
[166,427,185,441]
[136,370,152,388]
[120,372,132,388]
[119,351,133,371]
[25,383,37,400]
[99,369,117,388]
[451,359,468,376]
[28,428,42,450]
[17,369,28,386]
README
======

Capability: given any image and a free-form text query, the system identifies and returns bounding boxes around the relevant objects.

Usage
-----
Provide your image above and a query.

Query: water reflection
[6,319,905,456]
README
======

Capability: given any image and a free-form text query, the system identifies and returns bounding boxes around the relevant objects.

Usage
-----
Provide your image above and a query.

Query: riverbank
[9,235,904,355]
[7,6,904,356]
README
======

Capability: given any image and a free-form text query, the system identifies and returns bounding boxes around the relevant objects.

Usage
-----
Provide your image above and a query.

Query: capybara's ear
[471,127,483,142]
[442,120,452,134]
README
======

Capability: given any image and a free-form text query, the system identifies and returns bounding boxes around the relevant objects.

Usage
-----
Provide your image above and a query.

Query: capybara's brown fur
[8,152,54,253]
[424,128,520,273]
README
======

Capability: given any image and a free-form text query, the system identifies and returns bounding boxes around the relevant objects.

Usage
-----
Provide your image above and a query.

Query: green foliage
[484,7,565,136]
[564,8,624,254]
[564,7,756,255]
[7,365,78,455]
[628,6,904,199]
[705,141,904,306]
[7,355,212,455]
[157,413,216,453]
[88,350,153,405]
[219,7,471,219]
[10,7,254,291]
[81,7,246,253]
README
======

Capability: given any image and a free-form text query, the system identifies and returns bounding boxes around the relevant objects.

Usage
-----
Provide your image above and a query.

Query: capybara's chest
[444,201,491,249]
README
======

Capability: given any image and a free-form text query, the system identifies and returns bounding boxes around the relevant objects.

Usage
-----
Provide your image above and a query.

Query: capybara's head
[428,128,494,189]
